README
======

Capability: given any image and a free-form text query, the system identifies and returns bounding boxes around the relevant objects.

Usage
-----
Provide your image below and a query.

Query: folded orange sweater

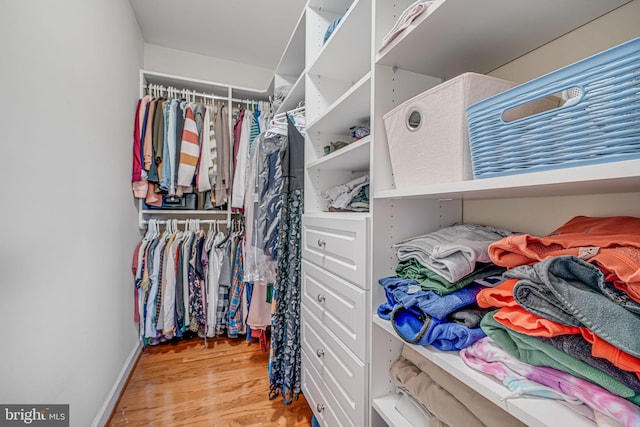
[493,306,640,378]
[478,280,640,377]
[476,279,519,308]
[488,216,640,302]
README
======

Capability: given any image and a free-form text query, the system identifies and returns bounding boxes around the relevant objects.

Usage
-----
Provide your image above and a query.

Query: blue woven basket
[466,37,640,179]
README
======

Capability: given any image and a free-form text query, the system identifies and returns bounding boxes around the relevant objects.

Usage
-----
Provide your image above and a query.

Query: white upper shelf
[307,135,370,171]
[275,72,305,115]
[374,159,640,201]
[376,0,631,78]
[307,72,371,134]
[308,0,371,83]
[275,8,306,78]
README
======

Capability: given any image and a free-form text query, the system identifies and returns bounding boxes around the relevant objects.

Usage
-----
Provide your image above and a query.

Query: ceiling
[130,0,307,71]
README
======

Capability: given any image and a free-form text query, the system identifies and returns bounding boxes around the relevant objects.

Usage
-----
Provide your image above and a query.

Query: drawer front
[302,350,350,427]
[302,215,368,287]
[302,307,366,426]
[302,259,367,361]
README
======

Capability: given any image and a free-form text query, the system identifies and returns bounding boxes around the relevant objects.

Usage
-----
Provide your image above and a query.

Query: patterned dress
[269,117,305,404]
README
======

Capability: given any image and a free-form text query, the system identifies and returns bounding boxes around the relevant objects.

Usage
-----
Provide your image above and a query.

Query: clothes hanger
[144,219,153,241]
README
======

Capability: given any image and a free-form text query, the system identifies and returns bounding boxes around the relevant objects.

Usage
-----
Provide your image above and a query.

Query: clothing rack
[145,83,262,104]
[271,104,305,123]
[140,218,229,227]
[270,104,305,131]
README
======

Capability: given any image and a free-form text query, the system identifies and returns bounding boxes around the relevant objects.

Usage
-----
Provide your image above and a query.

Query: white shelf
[308,0,371,83]
[373,315,595,427]
[275,8,306,78]
[307,135,370,171]
[304,211,371,220]
[307,72,371,133]
[376,0,631,78]
[371,394,414,427]
[374,159,640,201]
[140,209,229,216]
[275,71,305,115]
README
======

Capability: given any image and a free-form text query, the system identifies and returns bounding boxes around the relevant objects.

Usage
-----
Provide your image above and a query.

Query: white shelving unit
[295,0,640,425]
[369,1,640,427]
[304,0,372,214]
[301,1,373,426]
[306,0,372,123]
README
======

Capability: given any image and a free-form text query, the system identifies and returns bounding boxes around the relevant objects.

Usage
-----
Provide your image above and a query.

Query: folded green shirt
[396,258,505,295]
[481,310,640,405]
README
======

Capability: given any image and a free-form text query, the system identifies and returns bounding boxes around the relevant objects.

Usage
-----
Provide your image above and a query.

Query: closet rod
[140,218,228,226]
[272,105,305,122]
[144,84,265,104]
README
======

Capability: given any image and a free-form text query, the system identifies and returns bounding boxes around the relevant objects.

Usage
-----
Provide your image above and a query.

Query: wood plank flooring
[108,336,313,427]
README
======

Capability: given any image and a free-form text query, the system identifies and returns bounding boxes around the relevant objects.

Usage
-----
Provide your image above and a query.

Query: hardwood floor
[108,336,313,427]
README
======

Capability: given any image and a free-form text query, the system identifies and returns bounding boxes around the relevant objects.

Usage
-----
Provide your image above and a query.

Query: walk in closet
[299,0,640,426]
[6,1,639,426]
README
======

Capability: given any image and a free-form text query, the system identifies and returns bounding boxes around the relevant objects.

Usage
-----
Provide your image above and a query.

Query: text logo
[0,405,68,426]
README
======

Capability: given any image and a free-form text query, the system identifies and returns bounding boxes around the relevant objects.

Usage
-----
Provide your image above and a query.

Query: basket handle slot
[501,86,582,123]
[406,108,423,132]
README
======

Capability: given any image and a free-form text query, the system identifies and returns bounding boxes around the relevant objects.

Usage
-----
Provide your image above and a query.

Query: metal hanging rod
[140,218,228,226]
[145,84,268,105]
[272,104,305,121]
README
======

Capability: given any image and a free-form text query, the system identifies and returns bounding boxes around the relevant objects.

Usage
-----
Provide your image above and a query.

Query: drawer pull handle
[317,239,326,247]
[316,349,325,358]
[316,403,325,412]
[317,294,326,303]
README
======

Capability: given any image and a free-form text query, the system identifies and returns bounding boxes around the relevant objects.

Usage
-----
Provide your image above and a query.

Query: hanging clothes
[269,115,305,404]
[177,104,200,189]
[132,219,247,345]
[131,91,230,210]
[231,108,254,209]
[214,104,230,206]
[131,98,147,198]
[242,116,287,285]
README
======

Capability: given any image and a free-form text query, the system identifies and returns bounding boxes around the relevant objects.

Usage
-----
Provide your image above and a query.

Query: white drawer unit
[302,215,368,288]
[302,259,367,361]
[302,307,367,426]
[302,349,350,427]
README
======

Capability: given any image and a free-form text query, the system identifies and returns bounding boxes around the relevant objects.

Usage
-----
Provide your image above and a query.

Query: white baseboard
[91,340,142,427]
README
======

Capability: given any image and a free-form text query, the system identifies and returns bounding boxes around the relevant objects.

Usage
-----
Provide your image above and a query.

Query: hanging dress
[269,116,305,404]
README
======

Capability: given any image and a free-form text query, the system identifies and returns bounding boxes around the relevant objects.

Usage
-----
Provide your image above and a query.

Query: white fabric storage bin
[383,72,518,188]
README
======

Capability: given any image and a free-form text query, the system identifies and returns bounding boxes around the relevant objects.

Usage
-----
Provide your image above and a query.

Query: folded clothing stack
[389,345,527,427]
[324,175,369,212]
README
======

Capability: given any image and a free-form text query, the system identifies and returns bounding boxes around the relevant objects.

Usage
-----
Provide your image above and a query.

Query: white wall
[489,0,640,84]
[144,42,275,91]
[464,0,640,234]
[0,1,144,426]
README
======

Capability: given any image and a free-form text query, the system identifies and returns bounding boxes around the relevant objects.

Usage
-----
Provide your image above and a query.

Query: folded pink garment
[380,1,434,51]
[460,337,640,427]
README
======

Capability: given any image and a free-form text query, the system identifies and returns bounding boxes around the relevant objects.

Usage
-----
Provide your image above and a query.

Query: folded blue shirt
[391,304,486,350]
[377,276,484,320]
